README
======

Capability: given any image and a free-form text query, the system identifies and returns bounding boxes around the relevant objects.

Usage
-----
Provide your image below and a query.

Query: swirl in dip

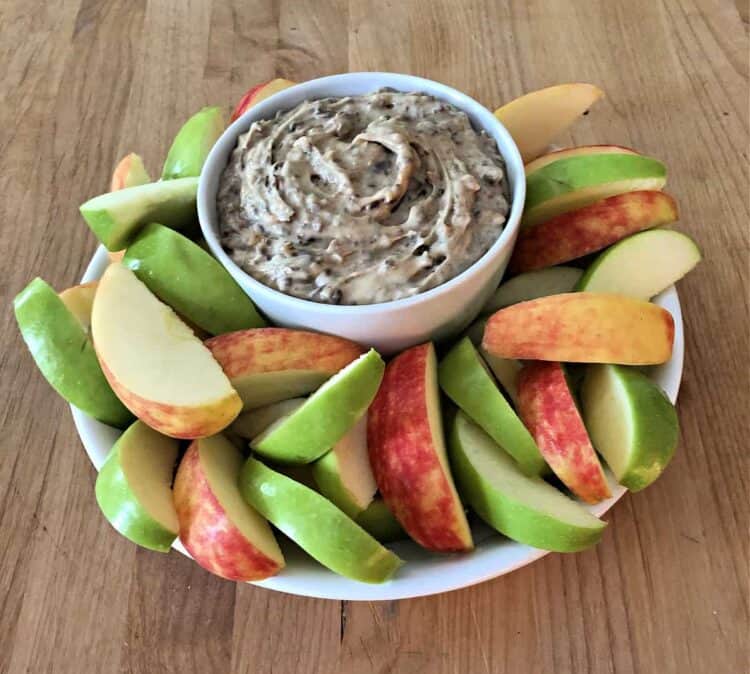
[217,89,510,305]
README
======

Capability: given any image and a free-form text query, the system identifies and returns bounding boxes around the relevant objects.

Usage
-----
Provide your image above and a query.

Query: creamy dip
[218,89,509,305]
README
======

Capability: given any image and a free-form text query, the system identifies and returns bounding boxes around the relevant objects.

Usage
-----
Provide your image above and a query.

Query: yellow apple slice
[494,83,604,162]
[91,263,242,438]
[59,281,98,333]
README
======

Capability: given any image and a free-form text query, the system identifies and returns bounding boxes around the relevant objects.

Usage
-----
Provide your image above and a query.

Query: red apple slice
[509,191,679,273]
[230,79,296,122]
[206,328,364,409]
[174,435,284,581]
[482,292,674,365]
[518,362,611,503]
[108,153,151,262]
[92,263,242,438]
[368,343,473,553]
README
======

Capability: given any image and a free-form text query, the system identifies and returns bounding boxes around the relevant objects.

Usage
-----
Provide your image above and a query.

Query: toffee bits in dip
[217,89,510,305]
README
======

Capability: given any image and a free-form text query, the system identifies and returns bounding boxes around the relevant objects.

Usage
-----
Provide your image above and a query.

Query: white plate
[72,246,684,601]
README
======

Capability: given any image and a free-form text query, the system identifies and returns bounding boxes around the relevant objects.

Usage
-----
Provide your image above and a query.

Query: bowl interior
[73,246,684,601]
[197,72,526,316]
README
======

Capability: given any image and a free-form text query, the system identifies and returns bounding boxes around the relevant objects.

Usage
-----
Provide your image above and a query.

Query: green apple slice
[95,420,179,551]
[239,457,402,583]
[523,153,666,227]
[449,412,606,552]
[80,176,198,251]
[581,364,679,491]
[14,278,131,427]
[439,338,545,475]
[463,318,522,405]
[230,398,306,439]
[162,106,225,180]
[355,498,406,543]
[312,416,376,518]
[123,223,265,335]
[251,349,385,464]
[576,229,701,299]
[483,267,583,313]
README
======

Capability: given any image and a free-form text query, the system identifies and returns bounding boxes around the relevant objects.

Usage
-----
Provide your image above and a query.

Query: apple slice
[59,281,98,333]
[524,144,638,173]
[494,83,604,162]
[14,278,132,427]
[174,435,284,581]
[482,267,583,313]
[518,362,611,503]
[439,338,546,475]
[123,223,265,335]
[355,498,406,543]
[311,415,377,518]
[162,106,225,180]
[581,364,679,491]
[80,176,199,251]
[463,318,522,405]
[230,398,306,439]
[577,229,701,299]
[95,420,179,551]
[482,292,674,365]
[230,79,296,122]
[523,148,667,227]
[449,412,606,552]
[111,153,151,191]
[510,191,679,273]
[251,350,385,464]
[239,457,402,583]
[368,343,473,553]
[206,328,364,410]
[92,263,241,438]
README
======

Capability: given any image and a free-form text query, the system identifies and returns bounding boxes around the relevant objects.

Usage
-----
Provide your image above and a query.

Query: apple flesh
[524,144,638,173]
[174,435,284,581]
[312,415,377,518]
[92,263,241,438]
[123,223,265,335]
[439,338,546,475]
[14,278,132,427]
[518,362,611,503]
[230,79,296,122]
[510,191,679,273]
[494,83,604,162]
[230,398,306,439]
[463,318,522,405]
[80,176,199,251]
[58,281,98,333]
[251,350,385,464]
[581,364,679,491]
[110,153,151,191]
[482,292,674,365]
[206,328,364,410]
[161,106,225,180]
[239,457,402,583]
[355,498,406,543]
[523,148,667,227]
[482,267,583,313]
[95,420,179,551]
[368,342,473,553]
[449,411,606,552]
[576,228,701,299]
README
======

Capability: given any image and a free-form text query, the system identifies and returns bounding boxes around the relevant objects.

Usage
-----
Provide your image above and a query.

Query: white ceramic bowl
[73,247,684,601]
[197,72,526,354]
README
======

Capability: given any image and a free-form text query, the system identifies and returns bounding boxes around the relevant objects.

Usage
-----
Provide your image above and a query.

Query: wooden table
[1,1,747,672]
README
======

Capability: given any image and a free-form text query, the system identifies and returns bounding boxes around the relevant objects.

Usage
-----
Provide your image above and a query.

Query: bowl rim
[197,71,526,314]
[73,246,684,601]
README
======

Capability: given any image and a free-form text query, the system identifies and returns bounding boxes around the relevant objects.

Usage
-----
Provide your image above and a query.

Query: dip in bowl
[198,73,525,353]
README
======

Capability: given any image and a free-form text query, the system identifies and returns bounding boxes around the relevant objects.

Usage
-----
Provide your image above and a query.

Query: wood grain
[1,1,747,672]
